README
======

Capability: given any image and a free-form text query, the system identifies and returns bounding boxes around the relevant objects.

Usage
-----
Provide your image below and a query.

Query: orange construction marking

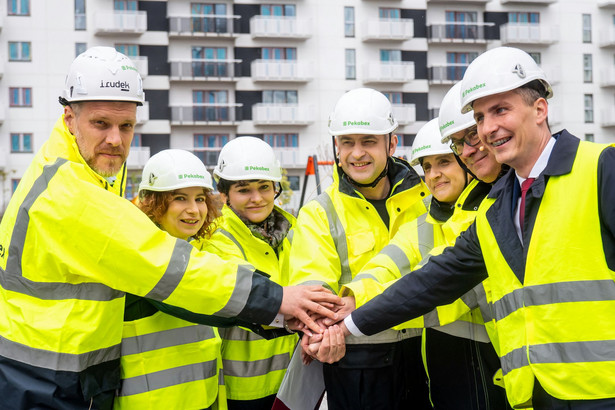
[305,156,315,175]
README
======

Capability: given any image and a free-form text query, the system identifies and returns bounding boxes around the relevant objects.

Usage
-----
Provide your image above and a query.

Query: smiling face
[336,133,397,186]
[472,89,550,178]
[226,180,276,224]
[158,186,209,240]
[64,101,137,177]
[422,153,467,204]
[450,127,502,183]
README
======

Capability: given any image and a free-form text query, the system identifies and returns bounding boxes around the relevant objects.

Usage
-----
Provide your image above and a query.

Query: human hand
[301,325,346,364]
[321,296,356,326]
[280,285,344,334]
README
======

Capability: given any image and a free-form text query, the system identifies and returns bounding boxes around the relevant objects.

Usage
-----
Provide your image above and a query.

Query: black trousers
[533,380,615,410]
[323,337,431,410]
[227,394,276,410]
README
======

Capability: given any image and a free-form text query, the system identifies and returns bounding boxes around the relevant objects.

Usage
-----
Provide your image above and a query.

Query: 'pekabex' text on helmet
[459,47,552,114]
[62,46,145,105]
[410,118,453,166]
[328,88,398,136]
[439,82,476,144]
[139,149,214,193]
[214,137,282,182]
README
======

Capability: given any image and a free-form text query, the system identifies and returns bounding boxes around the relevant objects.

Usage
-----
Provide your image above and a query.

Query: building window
[131,133,142,147]
[193,90,229,121]
[261,4,295,16]
[344,6,354,38]
[264,133,298,148]
[8,42,31,61]
[528,52,541,65]
[12,179,21,193]
[508,12,539,24]
[10,133,32,153]
[287,175,300,191]
[75,0,86,30]
[397,134,415,148]
[582,14,592,43]
[192,46,227,76]
[263,90,298,104]
[445,11,478,39]
[262,47,296,60]
[345,49,356,80]
[114,0,137,10]
[75,42,87,57]
[9,87,32,107]
[583,54,593,83]
[194,134,229,165]
[585,134,594,142]
[115,44,139,57]
[382,92,402,104]
[8,0,29,15]
[191,3,228,34]
[380,8,401,19]
[446,52,477,81]
[584,94,594,123]
[380,49,401,62]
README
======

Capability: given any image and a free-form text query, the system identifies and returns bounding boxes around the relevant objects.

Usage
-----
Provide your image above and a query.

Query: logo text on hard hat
[122,65,138,72]
[462,83,486,99]
[439,120,454,131]
[178,173,206,180]
[245,166,270,171]
[100,80,130,92]
[512,64,526,79]
[412,144,431,155]
[342,120,371,127]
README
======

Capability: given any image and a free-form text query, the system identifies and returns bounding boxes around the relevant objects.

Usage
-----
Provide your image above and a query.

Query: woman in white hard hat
[115,149,226,410]
[195,137,298,410]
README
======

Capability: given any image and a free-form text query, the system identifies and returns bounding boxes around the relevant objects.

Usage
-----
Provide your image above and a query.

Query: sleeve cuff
[268,312,285,328]
[344,314,366,337]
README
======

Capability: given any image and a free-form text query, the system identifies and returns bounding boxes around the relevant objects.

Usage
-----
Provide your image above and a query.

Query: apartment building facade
[0,0,613,213]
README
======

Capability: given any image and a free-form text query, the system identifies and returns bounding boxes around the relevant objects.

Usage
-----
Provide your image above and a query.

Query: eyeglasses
[449,129,480,156]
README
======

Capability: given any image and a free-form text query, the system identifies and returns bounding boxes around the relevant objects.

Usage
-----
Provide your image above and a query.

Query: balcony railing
[192,148,221,167]
[251,60,313,82]
[130,56,148,78]
[428,64,470,84]
[599,27,615,48]
[126,146,150,170]
[601,107,615,127]
[363,61,415,84]
[500,0,556,3]
[428,22,493,43]
[391,104,416,125]
[168,15,240,37]
[362,18,414,41]
[136,101,149,124]
[598,0,615,7]
[170,103,243,125]
[273,147,309,169]
[170,60,241,81]
[426,0,491,3]
[252,104,315,125]
[428,107,440,120]
[500,23,557,45]
[600,67,615,87]
[94,11,147,35]
[250,16,311,39]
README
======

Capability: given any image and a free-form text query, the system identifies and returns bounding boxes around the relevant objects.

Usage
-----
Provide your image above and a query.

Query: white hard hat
[139,149,213,193]
[439,82,476,144]
[460,47,552,113]
[328,88,398,136]
[410,118,453,166]
[62,46,145,105]
[214,137,282,182]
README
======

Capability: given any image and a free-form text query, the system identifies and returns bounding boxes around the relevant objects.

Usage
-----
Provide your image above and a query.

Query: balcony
[251,60,313,82]
[94,11,147,35]
[273,148,309,169]
[391,104,416,125]
[362,18,414,41]
[126,146,150,170]
[500,0,556,3]
[168,15,240,37]
[428,23,493,43]
[170,60,241,81]
[363,61,414,84]
[136,101,149,124]
[250,16,311,39]
[599,27,615,48]
[426,0,491,3]
[598,0,615,7]
[130,56,148,78]
[170,103,243,126]
[192,148,221,167]
[601,107,615,127]
[600,67,615,87]
[252,104,315,125]
[427,64,468,85]
[500,23,557,45]
[428,107,440,120]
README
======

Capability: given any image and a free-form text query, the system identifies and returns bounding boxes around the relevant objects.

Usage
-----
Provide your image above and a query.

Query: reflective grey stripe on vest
[0,158,123,302]
[219,326,265,342]
[122,325,216,356]
[145,239,193,300]
[213,264,253,317]
[423,309,440,328]
[314,193,352,285]
[223,352,290,378]
[415,212,434,263]
[501,339,615,376]
[287,228,294,245]
[219,370,225,385]
[473,283,494,323]
[217,228,247,260]
[494,280,615,322]
[0,333,120,372]
[119,359,218,396]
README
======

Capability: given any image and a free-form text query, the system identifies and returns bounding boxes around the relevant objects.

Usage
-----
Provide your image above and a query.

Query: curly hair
[138,188,220,240]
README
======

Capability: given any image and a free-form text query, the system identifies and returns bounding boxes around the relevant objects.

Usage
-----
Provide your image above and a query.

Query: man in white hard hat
[0,47,341,409]
[289,88,432,409]
[338,47,615,409]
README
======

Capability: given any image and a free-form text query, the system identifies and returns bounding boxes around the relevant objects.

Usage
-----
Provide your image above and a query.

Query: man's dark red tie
[519,178,535,235]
